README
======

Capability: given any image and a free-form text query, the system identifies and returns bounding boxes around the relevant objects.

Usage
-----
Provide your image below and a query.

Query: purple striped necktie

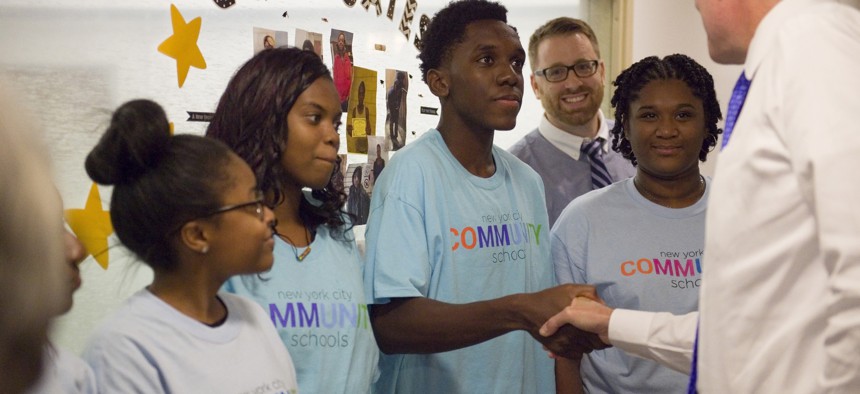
[721,72,751,149]
[581,137,612,189]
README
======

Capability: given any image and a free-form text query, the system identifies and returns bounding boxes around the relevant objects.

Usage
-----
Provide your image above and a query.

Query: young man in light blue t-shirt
[362,1,606,393]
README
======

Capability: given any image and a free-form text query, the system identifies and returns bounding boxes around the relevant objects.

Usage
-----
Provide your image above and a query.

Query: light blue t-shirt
[364,129,555,394]
[83,290,298,393]
[26,346,96,394]
[225,224,379,394]
[552,177,709,393]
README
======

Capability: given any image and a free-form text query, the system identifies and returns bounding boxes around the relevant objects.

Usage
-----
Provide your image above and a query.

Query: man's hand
[540,297,613,345]
[518,284,609,358]
[538,322,609,359]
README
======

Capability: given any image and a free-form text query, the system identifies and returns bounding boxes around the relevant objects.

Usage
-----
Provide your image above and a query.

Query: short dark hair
[528,17,600,70]
[206,47,351,237]
[609,54,723,165]
[417,0,508,83]
[86,99,233,271]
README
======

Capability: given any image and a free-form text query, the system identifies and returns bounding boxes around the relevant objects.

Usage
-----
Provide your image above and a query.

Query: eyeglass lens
[543,61,597,82]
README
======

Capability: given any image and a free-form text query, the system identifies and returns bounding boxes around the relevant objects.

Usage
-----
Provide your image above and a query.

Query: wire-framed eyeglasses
[204,190,266,221]
[535,60,600,82]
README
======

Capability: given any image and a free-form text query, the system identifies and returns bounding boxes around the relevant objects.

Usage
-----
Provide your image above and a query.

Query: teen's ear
[426,69,450,99]
[178,220,210,254]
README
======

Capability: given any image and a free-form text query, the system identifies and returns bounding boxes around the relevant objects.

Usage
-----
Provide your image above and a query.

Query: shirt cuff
[608,308,655,351]
[608,309,696,374]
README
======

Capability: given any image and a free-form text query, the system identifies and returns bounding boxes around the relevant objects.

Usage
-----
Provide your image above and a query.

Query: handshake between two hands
[525,284,614,360]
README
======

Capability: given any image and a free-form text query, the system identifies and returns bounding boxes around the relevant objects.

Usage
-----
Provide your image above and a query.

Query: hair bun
[85,99,171,185]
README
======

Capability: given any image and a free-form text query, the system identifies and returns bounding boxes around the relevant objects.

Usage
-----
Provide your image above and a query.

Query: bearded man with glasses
[509,17,635,227]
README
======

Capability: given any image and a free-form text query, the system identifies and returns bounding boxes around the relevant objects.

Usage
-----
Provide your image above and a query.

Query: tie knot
[736,71,751,90]
[730,73,751,103]
[581,137,604,158]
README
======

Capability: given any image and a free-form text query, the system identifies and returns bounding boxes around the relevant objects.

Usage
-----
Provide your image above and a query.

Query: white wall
[631,0,743,176]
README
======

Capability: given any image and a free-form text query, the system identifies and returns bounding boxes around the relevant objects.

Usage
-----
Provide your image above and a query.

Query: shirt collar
[744,0,811,79]
[538,110,610,160]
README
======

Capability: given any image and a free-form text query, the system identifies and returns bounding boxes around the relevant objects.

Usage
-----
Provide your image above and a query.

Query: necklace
[634,175,705,208]
[276,227,312,262]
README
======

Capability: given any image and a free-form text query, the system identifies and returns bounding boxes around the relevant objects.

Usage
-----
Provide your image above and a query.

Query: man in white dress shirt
[541,0,860,392]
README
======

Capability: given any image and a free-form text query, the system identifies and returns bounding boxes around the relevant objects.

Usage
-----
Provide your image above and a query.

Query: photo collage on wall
[345,162,371,225]
[385,69,409,151]
[252,27,289,54]
[248,25,410,222]
[345,66,377,154]
[295,29,323,62]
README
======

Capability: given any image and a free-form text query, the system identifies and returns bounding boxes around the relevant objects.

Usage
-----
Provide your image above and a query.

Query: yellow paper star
[158,4,207,88]
[65,183,114,270]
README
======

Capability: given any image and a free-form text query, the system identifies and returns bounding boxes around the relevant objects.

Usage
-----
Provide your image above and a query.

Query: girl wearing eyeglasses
[81,99,298,393]
[206,47,379,394]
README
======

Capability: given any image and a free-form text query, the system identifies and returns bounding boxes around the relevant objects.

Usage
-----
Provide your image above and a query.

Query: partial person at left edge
[0,86,68,394]
[26,204,96,394]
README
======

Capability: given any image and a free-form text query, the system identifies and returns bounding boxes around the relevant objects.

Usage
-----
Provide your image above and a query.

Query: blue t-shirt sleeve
[551,203,589,285]
[222,279,237,294]
[364,192,432,305]
[341,225,366,276]
[221,275,257,298]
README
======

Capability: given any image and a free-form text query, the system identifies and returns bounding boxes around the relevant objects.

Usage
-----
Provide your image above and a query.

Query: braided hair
[610,54,723,165]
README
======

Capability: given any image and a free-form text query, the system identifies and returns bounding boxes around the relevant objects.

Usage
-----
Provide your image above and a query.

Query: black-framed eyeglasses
[535,60,600,82]
[204,190,266,222]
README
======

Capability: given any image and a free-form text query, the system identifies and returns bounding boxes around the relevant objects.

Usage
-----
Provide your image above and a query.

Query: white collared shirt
[537,110,610,160]
[699,0,860,392]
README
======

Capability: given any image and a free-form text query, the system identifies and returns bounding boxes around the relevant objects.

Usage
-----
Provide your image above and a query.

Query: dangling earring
[705,134,718,152]
[201,245,209,254]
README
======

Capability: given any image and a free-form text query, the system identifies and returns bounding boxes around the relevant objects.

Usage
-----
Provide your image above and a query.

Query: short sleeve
[83,333,165,393]
[363,193,432,304]
[551,203,590,285]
